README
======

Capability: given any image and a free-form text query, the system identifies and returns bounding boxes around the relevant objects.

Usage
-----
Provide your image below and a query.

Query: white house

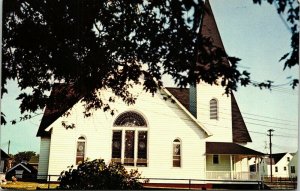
[36,0,264,188]
[288,152,298,178]
[260,153,294,179]
[0,149,9,173]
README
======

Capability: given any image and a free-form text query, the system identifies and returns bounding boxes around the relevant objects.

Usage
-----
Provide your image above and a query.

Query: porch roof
[206,142,265,156]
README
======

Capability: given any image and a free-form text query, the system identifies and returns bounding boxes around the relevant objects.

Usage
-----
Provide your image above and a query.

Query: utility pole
[8,140,11,155]
[268,129,274,182]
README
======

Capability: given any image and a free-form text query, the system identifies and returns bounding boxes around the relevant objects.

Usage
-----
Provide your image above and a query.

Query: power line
[245,121,297,131]
[242,116,296,126]
[248,130,297,138]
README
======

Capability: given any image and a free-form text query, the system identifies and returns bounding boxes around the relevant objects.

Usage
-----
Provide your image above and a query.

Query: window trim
[111,111,148,167]
[76,136,86,165]
[172,138,182,168]
[209,98,218,120]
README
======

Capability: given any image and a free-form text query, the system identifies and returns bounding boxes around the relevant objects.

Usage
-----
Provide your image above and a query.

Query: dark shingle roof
[36,83,84,137]
[231,93,252,143]
[272,153,287,164]
[200,0,227,51]
[206,142,264,156]
[264,153,287,165]
[1,149,9,159]
[165,88,189,110]
[166,88,252,143]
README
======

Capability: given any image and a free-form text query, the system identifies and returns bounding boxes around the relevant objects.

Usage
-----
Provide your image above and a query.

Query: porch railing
[206,171,259,180]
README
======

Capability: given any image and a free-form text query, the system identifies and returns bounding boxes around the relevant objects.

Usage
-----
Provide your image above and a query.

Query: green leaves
[2,0,298,120]
[1,112,7,125]
[253,0,299,74]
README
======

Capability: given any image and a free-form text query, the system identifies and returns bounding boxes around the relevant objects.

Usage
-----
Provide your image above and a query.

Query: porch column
[230,155,233,179]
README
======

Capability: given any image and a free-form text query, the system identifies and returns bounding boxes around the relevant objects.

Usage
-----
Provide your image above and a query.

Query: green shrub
[57,159,144,190]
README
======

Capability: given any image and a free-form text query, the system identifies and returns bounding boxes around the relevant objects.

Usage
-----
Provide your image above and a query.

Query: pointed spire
[200,0,226,51]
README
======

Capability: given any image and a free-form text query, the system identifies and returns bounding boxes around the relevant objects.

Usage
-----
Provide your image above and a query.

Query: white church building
[36,0,264,188]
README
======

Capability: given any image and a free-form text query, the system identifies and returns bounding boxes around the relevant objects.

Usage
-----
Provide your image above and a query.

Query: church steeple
[200,0,227,52]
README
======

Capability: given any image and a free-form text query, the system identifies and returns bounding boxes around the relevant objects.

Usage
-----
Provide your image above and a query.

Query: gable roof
[166,87,252,143]
[165,88,189,110]
[264,153,288,165]
[272,153,288,164]
[162,87,212,136]
[6,162,37,174]
[1,149,10,159]
[206,142,264,156]
[37,83,84,137]
[37,85,213,137]
[231,93,252,143]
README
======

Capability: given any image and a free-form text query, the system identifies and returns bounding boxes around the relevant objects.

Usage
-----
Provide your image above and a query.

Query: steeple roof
[200,0,227,51]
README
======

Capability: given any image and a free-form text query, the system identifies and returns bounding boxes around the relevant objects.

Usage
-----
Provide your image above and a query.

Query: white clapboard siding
[44,85,209,180]
[234,156,249,173]
[272,153,293,178]
[195,82,233,142]
[206,155,231,171]
[37,138,51,179]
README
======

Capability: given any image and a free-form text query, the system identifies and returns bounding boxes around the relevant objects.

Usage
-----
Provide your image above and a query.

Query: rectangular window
[15,170,24,179]
[284,166,287,171]
[137,131,147,166]
[124,130,135,166]
[213,155,219,164]
[112,131,122,162]
[287,157,290,162]
[291,166,295,173]
[275,166,278,172]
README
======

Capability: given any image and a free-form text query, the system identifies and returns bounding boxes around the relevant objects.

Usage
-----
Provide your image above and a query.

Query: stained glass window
[112,131,122,159]
[113,111,147,127]
[112,111,148,167]
[76,136,86,164]
[173,139,181,167]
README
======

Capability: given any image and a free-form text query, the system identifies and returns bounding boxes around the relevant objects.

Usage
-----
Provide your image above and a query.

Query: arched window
[173,139,181,167]
[76,136,86,164]
[113,111,147,127]
[210,98,218,120]
[112,111,148,167]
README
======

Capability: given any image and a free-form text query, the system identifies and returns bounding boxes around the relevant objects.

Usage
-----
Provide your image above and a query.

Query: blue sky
[210,0,298,154]
[1,0,298,155]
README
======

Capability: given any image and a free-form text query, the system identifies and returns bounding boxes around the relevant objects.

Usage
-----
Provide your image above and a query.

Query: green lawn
[1,181,59,190]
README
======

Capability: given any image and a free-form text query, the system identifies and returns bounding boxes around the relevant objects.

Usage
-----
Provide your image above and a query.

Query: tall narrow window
[173,139,181,167]
[112,131,122,163]
[76,136,86,164]
[275,166,278,172]
[124,130,135,166]
[137,131,147,166]
[210,99,218,120]
[112,111,148,167]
